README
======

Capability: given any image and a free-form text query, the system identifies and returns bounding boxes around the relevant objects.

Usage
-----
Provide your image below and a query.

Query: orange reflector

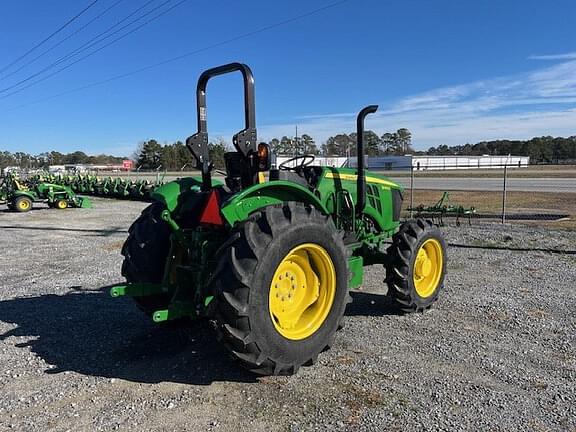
[258,143,271,171]
[199,190,224,226]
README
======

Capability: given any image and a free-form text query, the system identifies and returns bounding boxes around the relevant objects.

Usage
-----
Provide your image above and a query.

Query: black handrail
[186,62,257,190]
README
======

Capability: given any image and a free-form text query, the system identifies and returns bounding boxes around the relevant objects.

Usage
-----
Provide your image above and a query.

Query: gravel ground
[0,198,574,431]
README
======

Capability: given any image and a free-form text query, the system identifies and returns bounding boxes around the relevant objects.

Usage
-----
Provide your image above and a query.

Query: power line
[46,0,162,75]
[0,0,171,94]
[0,0,101,76]
[1,0,127,82]
[4,0,350,110]
[0,0,188,101]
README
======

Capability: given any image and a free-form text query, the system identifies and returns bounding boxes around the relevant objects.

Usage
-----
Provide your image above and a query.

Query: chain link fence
[377,163,576,226]
[6,160,575,226]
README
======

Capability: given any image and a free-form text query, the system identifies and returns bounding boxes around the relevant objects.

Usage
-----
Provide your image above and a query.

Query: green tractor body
[1,173,91,211]
[112,63,447,375]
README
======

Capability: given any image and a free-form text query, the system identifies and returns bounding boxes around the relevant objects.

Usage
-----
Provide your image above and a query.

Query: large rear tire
[212,204,350,375]
[121,202,172,316]
[386,219,446,312]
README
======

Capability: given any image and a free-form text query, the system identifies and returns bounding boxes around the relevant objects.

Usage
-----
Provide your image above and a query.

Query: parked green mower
[1,173,91,212]
[111,63,447,375]
[28,172,162,201]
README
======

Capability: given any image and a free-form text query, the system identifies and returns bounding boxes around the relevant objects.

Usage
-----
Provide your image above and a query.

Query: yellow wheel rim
[269,243,336,340]
[413,239,444,298]
[57,200,67,209]
[18,200,30,210]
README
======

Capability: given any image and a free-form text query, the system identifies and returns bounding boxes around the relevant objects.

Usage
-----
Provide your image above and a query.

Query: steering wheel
[278,154,315,171]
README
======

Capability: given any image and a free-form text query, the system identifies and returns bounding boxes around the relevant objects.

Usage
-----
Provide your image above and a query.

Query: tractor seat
[269,166,323,190]
[269,169,310,188]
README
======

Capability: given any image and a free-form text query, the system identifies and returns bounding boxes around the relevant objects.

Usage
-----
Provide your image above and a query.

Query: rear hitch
[110,283,167,298]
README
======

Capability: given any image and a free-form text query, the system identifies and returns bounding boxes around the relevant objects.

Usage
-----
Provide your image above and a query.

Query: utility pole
[501,154,511,224]
[295,125,299,155]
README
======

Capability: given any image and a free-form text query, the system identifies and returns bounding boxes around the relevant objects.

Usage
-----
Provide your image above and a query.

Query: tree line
[135,129,413,171]
[269,132,576,163]
[0,150,125,170]
[426,136,576,163]
[134,139,227,170]
[3,134,575,171]
[268,128,413,157]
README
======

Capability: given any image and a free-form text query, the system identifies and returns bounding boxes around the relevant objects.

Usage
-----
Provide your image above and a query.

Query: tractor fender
[151,176,223,212]
[220,181,329,226]
[11,190,36,201]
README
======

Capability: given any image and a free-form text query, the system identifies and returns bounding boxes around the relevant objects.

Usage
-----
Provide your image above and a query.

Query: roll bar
[186,62,257,190]
[356,105,378,215]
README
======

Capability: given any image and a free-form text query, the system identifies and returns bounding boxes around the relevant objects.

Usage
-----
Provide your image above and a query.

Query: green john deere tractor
[111,63,447,375]
[0,173,91,212]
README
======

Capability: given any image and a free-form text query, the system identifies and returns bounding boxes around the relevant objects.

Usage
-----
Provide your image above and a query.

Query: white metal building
[274,156,349,168]
[409,155,529,170]
[275,155,529,170]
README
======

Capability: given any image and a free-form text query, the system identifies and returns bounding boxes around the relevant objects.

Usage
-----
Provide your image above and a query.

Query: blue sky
[1,0,575,156]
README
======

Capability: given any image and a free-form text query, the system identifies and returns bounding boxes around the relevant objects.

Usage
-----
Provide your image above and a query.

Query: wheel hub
[415,252,432,278]
[413,239,443,298]
[269,244,335,340]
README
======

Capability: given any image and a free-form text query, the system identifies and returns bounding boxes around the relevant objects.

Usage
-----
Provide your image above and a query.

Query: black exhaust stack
[356,105,378,215]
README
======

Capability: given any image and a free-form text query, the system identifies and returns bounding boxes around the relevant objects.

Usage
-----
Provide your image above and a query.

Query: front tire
[386,219,447,312]
[212,204,350,375]
[55,199,68,209]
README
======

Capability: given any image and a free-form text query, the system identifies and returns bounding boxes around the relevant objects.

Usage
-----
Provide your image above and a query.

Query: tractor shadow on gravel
[0,224,128,237]
[346,291,405,317]
[0,285,256,385]
[0,287,400,385]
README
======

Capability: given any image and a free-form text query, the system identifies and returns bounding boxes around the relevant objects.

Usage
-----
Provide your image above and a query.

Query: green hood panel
[322,167,403,191]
